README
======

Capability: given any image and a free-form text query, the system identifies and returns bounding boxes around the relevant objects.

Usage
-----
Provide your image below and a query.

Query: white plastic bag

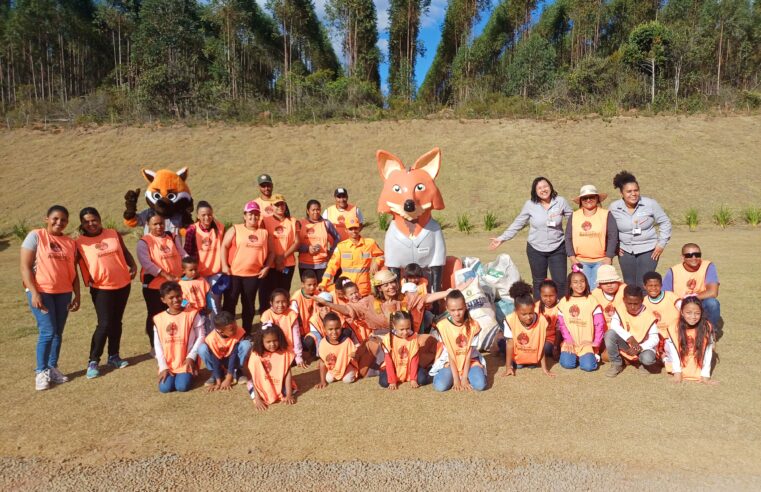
[460,278,500,352]
[482,254,521,300]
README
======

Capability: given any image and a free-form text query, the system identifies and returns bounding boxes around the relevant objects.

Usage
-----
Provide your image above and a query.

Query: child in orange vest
[604,285,660,377]
[198,311,251,391]
[153,282,205,393]
[501,281,556,378]
[316,312,359,387]
[379,311,430,389]
[179,256,211,319]
[665,296,717,384]
[290,269,318,335]
[303,292,354,360]
[260,289,306,367]
[557,270,605,372]
[537,279,561,359]
[247,323,296,411]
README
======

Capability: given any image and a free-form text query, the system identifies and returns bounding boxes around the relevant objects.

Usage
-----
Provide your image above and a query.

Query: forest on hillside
[0,0,759,124]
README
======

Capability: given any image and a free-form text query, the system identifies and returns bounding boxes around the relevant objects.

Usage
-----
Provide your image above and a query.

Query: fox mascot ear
[377,150,405,179]
[142,167,189,183]
[176,167,189,181]
[412,147,441,180]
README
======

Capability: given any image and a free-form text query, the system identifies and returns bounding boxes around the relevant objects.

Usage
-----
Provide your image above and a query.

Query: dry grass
[1,116,761,485]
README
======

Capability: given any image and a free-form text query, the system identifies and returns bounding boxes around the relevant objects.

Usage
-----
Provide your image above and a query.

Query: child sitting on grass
[290,269,318,336]
[379,311,430,389]
[316,313,360,388]
[501,281,555,379]
[198,311,251,391]
[247,323,296,410]
[260,289,306,367]
[665,296,717,385]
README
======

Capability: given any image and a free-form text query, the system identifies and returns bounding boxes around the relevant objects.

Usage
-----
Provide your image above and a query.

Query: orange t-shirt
[261,309,299,351]
[141,233,182,289]
[535,301,558,345]
[506,312,548,365]
[154,309,198,374]
[179,277,210,310]
[262,216,297,267]
[318,337,357,380]
[248,349,294,404]
[557,296,600,356]
[228,225,268,277]
[76,229,131,290]
[29,229,77,294]
[381,333,420,382]
[194,220,224,277]
[435,317,482,374]
[296,219,332,266]
[205,326,245,359]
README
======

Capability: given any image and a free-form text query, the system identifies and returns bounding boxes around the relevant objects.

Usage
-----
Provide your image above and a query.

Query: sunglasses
[683,252,702,258]
[581,195,598,201]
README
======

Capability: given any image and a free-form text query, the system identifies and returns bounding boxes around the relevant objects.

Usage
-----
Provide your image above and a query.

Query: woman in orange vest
[556,270,605,372]
[297,199,340,280]
[247,322,296,411]
[665,297,717,384]
[379,311,430,389]
[261,195,299,314]
[500,281,556,378]
[220,201,273,333]
[316,312,360,387]
[137,211,185,349]
[153,282,205,393]
[565,185,619,289]
[20,205,81,391]
[183,201,224,313]
[76,207,137,379]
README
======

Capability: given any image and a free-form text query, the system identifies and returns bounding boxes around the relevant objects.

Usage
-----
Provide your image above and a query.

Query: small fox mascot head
[377,148,444,229]
[142,167,193,218]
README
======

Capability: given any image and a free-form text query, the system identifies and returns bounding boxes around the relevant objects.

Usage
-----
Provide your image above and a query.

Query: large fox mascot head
[377,148,444,234]
[141,167,193,218]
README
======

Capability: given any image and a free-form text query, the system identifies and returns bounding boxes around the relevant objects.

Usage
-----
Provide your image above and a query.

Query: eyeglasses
[683,252,702,258]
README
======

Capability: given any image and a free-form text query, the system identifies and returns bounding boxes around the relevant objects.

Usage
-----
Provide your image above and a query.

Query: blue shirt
[609,196,672,255]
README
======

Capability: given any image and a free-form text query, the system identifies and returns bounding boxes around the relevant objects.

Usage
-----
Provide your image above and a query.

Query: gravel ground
[2,456,759,491]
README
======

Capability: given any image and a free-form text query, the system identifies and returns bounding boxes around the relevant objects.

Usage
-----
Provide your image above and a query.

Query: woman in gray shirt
[610,170,672,287]
[490,177,573,297]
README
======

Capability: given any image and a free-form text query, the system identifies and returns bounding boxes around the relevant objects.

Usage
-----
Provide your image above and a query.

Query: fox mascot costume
[377,148,446,292]
[123,168,194,236]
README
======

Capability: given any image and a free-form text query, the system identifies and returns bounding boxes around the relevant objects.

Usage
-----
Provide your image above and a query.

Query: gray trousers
[619,249,658,288]
[604,330,657,366]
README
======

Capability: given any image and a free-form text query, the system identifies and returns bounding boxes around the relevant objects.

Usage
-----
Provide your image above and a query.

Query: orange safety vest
[154,308,198,374]
[557,296,600,356]
[321,237,384,296]
[535,301,559,345]
[571,208,609,262]
[254,197,277,218]
[263,215,297,267]
[591,284,627,327]
[667,324,712,381]
[76,229,130,290]
[179,277,210,310]
[291,289,315,336]
[204,326,245,359]
[644,291,681,338]
[140,233,182,289]
[318,337,357,380]
[228,224,268,277]
[248,349,294,404]
[194,220,224,277]
[506,312,548,365]
[324,204,360,242]
[381,333,420,382]
[29,229,77,294]
[261,309,299,351]
[296,219,332,266]
[670,261,713,298]
[435,317,482,374]
[309,310,346,337]
[615,306,658,361]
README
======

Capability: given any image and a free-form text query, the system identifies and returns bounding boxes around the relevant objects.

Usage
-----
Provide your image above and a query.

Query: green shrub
[483,211,498,231]
[685,208,699,232]
[456,213,474,234]
[377,213,391,232]
[742,207,761,226]
[712,205,733,228]
[12,220,29,241]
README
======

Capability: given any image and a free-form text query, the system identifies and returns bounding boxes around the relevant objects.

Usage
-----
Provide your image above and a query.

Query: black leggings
[142,287,166,348]
[89,284,131,361]
[259,268,295,314]
[224,275,261,334]
[526,242,568,298]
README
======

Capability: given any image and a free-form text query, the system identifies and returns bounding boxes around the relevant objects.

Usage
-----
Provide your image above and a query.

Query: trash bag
[482,254,521,300]
[460,277,500,352]
[453,256,483,286]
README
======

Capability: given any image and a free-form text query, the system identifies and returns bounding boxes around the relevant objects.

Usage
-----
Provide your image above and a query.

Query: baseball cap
[334,187,348,197]
[243,200,260,213]
[346,216,361,229]
[271,194,287,204]
[257,174,273,185]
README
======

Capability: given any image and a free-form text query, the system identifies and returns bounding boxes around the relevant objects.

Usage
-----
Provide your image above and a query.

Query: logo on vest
[262,359,272,373]
[686,278,697,292]
[166,322,178,337]
[94,241,108,251]
[604,303,616,318]
[248,234,258,244]
[265,205,274,214]
[397,346,409,360]
[686,335,696,353]
[50,241,62,253]
[581,221,592,232]
[201,237,212,250]
[160,245,172,254]
[306,227,315,236]
[326,353,337,370]
[337,215,345,223]
[653,310,662,322]
[275,226,285,235]
[569,305,580,318]
[517,332,530,346]
[455,334,467,348]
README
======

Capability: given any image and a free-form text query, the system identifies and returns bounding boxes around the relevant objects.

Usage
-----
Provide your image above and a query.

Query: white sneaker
[48,367,69,384]
[35,370,50,391]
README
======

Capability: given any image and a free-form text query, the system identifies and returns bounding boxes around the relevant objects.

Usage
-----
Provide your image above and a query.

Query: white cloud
[374,0,390,31]
[422,0,447,28]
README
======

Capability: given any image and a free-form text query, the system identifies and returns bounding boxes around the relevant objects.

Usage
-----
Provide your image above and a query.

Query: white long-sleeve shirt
[153,312,205,372]
[665,339,713,378]
[609,309,659,352]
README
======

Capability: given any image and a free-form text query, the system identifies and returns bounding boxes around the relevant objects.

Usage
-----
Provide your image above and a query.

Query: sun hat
[243,201,260,213]
[572,184,608,204]
[372,270,398,286]
[596,265,622,284]
[257,174,273,185]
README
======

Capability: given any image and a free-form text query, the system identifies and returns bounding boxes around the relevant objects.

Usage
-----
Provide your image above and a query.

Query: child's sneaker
[86,361,100,379]
[35,370,50,391]
[48,367,69,384]
[108,355,129,369]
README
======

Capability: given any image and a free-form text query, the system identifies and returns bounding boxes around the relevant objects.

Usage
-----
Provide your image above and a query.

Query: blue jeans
[433,364,487,392]
[580,261,603,290]
[27,291,72,373]
[205,273,223,315]
[559,351,598,371]
[158,372,193,393]
[702,298,721,328]
[198,339,252,380]
[379,366,431,387]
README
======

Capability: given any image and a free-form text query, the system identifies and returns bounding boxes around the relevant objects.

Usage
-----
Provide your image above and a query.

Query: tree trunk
[651,57,655,105]
[716,20,723,95]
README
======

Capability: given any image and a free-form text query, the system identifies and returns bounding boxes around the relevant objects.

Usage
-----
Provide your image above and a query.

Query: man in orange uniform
[663,243,720,329]
[322,187,364,241]
[253,174,277,218]
[320,217,384,296]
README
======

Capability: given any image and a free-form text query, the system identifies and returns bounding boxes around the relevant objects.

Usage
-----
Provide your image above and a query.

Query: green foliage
[387,0,430,102]
[456,213,473,234]
[742,207,761,226]
[685,208,699,231]
[377,213,391,232]
[326,0,381,90]
[712,205,734,228]
[12,220,29,241]
[622,21,672,104]
[505,34,557,98]
[483,211,498,231]
[103,217,120,232]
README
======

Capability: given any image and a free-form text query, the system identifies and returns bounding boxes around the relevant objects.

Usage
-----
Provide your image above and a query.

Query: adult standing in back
[297,199,341,280]
[183,201,224,313]
[322,187,364,242]
[565,185,618,289]
[610,170,672,288]
[254,174,277,218]
[489,177,573,297]
[261,195,299,311]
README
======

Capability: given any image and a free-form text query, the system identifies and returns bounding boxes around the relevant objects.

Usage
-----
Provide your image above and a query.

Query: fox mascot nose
[403,199,416,213]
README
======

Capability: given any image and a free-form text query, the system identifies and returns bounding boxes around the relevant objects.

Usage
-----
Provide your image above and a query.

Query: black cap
[257,174,273,185]
[334,187,348,197]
